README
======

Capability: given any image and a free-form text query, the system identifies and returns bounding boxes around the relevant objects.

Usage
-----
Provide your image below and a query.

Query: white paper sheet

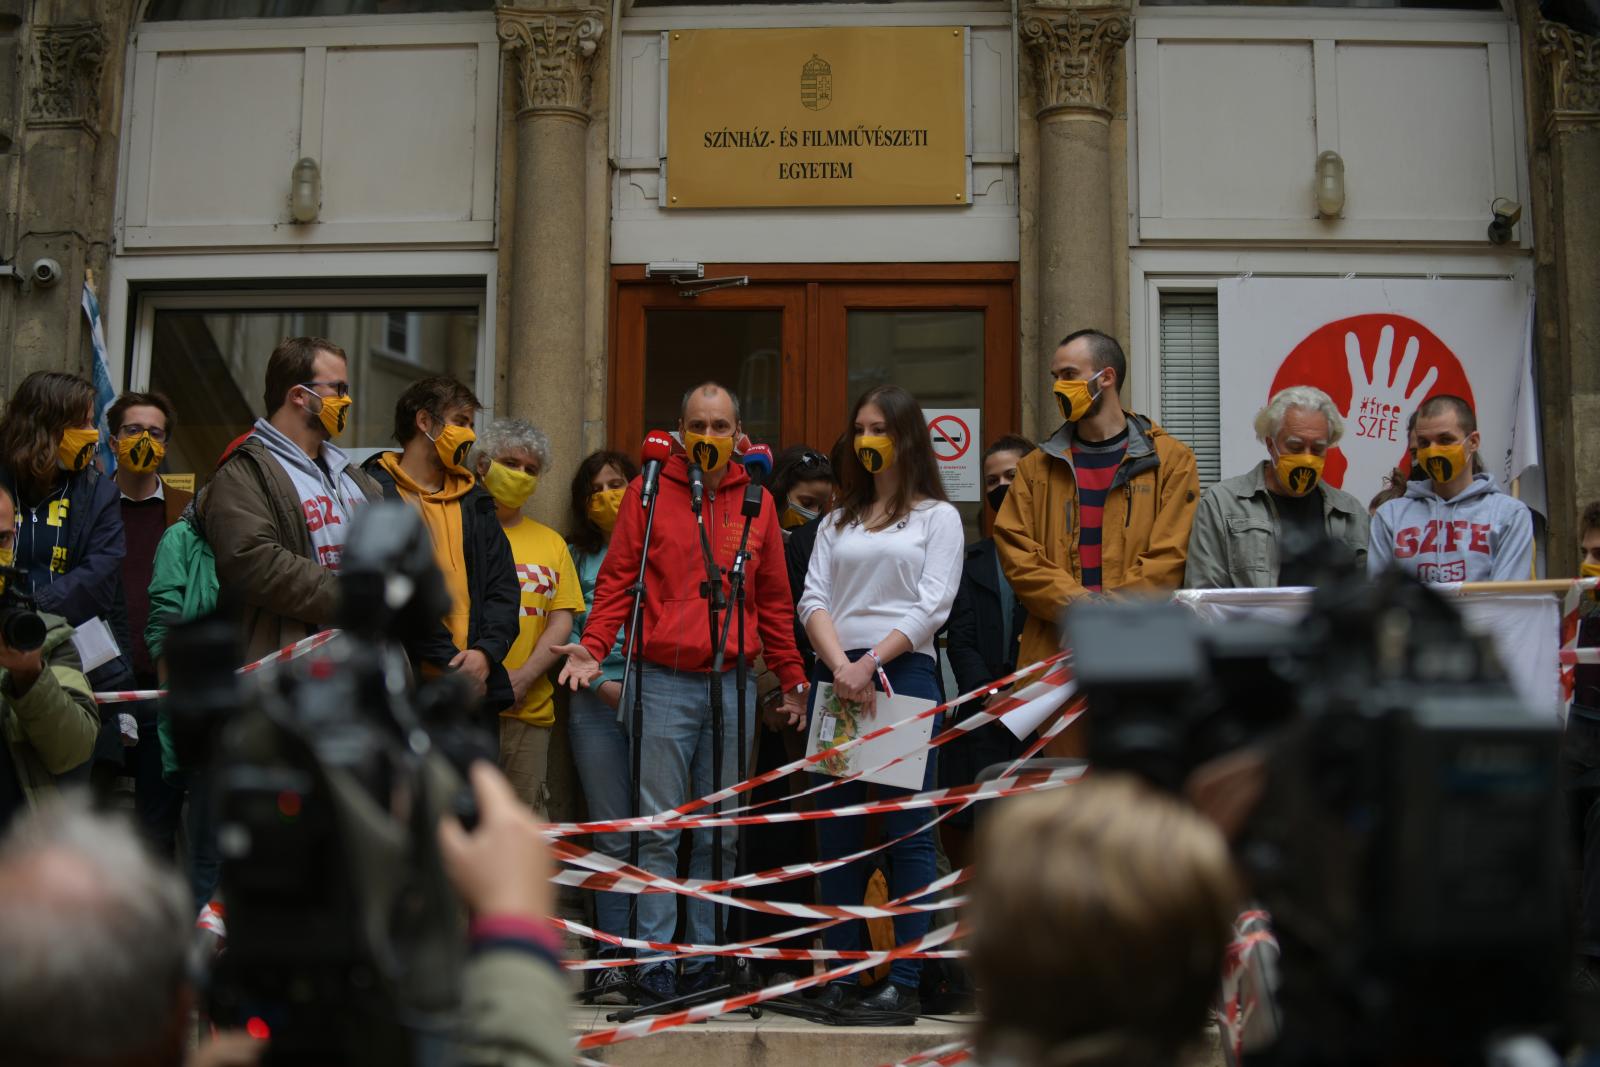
[806,683,936,791]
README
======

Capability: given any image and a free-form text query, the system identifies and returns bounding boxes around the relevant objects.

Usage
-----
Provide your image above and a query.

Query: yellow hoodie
[376,451,475,651]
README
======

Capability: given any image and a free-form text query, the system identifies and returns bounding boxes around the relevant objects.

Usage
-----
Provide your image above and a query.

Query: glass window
[143,0,491,20]
[643,310,783,446]
[846,309,985,539]
[1158,292,1221,488]
[149,306,479,477]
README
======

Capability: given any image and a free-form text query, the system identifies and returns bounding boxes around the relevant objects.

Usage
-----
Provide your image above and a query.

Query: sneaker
[635,963,677,1005]
[591,964,633,1006]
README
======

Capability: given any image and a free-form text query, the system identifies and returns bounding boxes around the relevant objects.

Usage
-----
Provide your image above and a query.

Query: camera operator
[0,482,101,834]
[968,774,1240,1067]
[0,764,571,1067]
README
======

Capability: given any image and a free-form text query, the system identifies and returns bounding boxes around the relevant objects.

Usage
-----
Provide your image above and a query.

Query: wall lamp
[290,157,322,224]
[1315,151,1346,219]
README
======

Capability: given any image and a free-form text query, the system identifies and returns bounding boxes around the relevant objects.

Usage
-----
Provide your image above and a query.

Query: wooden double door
[609,264,1018,466]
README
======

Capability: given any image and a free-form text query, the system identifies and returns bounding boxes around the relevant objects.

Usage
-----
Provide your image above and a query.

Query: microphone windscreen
[641,431,674,464]
[742,443,774,479]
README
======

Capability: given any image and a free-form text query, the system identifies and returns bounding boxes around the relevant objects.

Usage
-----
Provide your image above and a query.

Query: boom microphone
[639,431,673,511]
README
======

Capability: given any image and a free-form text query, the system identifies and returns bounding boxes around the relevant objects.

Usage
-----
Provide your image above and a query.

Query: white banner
[1217,278,1542,512]
[1174,587,1561,719]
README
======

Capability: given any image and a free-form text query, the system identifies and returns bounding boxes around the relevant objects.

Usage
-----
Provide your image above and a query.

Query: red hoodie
[579,452,807,690]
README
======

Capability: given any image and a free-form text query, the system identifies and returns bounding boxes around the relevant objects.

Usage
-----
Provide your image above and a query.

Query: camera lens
[0,604,46,652]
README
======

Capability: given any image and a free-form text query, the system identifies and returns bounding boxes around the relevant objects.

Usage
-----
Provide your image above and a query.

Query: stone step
[572,1007,1226,1067]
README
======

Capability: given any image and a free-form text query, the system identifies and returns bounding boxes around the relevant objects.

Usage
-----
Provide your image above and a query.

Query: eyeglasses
[118,424,168,443]
[303,380,350,398]
[794,449,830,473]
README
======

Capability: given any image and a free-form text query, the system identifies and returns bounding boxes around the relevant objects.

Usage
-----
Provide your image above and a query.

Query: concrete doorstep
[571,1004,1226,1067]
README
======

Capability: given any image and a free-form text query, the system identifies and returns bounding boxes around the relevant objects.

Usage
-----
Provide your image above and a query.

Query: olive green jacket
[1184,462,1369,589]
[457,945,572,1067]
[3,614,100,804]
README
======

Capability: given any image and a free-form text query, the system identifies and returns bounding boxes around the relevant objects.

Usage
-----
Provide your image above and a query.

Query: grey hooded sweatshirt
[1368,473,1533,583]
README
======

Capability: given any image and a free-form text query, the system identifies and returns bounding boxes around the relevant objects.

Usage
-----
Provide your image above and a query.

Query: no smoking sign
[925,408,980,502]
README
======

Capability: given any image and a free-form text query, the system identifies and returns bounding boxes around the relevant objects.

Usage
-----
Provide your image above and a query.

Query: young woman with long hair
[565,447,640,1004]
[796,384,964,1023]
[0,372,133,683]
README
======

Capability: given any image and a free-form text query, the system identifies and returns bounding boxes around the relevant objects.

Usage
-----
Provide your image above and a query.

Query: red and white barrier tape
[557,868,970,969]
[544,658,1075,838]
[553,701,1083,902]
[880,1041,974,1067]
[94,629,341,704]
[1563,648,1600,666]
[629,651,1075,828]
[574,921,965,1051]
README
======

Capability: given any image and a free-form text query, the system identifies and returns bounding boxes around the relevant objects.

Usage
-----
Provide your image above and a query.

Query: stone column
[497,7,604,529]
[1530,18,1600,571]
[1020,6,1130,434]
[5,18,108,391]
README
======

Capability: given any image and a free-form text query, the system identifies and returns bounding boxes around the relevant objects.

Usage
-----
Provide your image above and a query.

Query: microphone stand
[587,465,660,1008]
[617,466,760,1022]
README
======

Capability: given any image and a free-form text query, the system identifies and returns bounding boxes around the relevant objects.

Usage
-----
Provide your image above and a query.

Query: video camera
[165,504,493,1066]
[1067,554,1568,1067]
[0,565,46,652]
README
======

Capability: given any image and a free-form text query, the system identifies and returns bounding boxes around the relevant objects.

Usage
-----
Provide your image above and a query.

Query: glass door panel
[644,310,783,446]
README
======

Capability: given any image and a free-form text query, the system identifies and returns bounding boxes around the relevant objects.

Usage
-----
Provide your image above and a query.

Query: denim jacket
[1184,462,1369,589]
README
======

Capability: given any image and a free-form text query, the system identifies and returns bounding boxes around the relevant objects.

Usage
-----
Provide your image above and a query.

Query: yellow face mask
[1417,442,1468,485]
[587,486,626,534]
[781,501,820,530]
[1273,450,1325,497]
[1052,370,1106,423]
[297,385,351,438]
[1582,560,1600,581]
[116,432,166,475]
[683,431,735,473]
[427,422,477,474]
[482,460,538,510]
[58,426,99,472]
[855,435,896,474]
[0,545,12,594]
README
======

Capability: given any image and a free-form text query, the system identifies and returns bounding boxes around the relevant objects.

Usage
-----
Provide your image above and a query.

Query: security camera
[1487,198,1522,245]
[29,258,61,288]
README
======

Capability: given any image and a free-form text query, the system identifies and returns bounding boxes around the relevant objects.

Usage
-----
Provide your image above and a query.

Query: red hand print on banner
[1269,314,1474,493]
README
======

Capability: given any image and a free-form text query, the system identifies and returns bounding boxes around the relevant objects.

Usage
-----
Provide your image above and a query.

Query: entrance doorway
[610,264,1017,534]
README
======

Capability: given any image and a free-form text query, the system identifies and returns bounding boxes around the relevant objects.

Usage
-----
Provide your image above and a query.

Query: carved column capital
[28,22,106,134]
[1537,19,1600,133]
[497,7,606,120]
[1020,6,1131,120]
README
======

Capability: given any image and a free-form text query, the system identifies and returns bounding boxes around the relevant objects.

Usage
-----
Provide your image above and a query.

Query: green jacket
[457,946,573,1066]
[1184,462,1369,589]
[3,614,100,807]
[147,499,221,783]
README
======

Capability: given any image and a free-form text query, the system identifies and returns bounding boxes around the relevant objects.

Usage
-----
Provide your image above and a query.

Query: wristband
[866,650,895,700]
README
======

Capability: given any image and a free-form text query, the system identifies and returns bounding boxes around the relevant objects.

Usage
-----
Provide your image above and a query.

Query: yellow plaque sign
[666,27,967,209]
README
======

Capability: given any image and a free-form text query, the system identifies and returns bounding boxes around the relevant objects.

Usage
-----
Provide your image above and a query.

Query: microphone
[688,463,705,515]
[741,443,773,486]
[639,431,673,511]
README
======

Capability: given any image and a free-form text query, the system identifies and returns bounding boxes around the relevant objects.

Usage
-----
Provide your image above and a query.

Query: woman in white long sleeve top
[796,384,965,1023]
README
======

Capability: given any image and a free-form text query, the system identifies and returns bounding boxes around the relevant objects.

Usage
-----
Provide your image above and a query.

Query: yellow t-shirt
[501,518,585,726]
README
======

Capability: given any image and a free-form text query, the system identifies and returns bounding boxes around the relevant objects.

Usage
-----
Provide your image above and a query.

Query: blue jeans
[811,650,942,990]
[187,770,221,909]
[568,683,635,942]
[634,663,755,973]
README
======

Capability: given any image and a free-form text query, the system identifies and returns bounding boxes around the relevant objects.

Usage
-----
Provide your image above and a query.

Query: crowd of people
[0,324,1578,1064]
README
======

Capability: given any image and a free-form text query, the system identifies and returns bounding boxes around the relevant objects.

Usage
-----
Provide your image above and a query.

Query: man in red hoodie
[557,382,807,1002]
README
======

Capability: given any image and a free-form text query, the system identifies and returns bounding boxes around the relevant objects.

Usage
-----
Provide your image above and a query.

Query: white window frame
[108,249,499,426]
[1129,247,1535,443]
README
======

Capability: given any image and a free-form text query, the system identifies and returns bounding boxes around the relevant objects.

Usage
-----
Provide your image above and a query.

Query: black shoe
[807,982,860,1014]
[679,967,724,997]
[636,963,677,1004]
[846,982,921,1025]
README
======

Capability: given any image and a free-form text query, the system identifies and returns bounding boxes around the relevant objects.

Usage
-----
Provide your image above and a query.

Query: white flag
[1505,290,1546,518]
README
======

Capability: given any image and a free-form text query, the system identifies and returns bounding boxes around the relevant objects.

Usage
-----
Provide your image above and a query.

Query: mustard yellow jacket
[994,412,1200,680]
